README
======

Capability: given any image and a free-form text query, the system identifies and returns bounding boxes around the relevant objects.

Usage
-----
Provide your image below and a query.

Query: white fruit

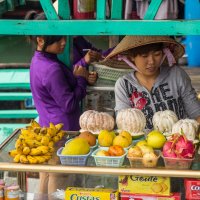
[152,110,178,136]
[116,108,146,136]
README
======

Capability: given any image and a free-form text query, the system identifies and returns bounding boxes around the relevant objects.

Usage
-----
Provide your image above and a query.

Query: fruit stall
[0,0,200,199]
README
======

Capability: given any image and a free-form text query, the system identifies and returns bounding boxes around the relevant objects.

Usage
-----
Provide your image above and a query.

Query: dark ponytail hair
[25,10,64,51]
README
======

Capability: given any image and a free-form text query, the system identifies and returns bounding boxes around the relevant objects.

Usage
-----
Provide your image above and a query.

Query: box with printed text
[119,175,171,196]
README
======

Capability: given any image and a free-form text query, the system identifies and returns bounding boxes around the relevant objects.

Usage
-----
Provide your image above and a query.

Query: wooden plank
[0,110,38,119]
[143,0,163,20]
[39,0,59,20]
[0,92,32,100]
[96,0,106,20]
[58,0,70,19]
[0,20,200,35]
[0,69,30,89]
[111,0,123,19]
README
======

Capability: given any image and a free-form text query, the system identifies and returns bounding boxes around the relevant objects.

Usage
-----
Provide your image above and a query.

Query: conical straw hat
[99,36,185,69]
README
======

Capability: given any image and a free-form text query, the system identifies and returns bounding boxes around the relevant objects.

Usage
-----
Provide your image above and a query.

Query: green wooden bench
[0,68,37,134]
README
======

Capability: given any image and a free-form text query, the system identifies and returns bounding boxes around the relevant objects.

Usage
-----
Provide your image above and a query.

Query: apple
[119,131,132,145]
[147,130,166,149]
[139,145,154,155]
[127,146,143,158]
[96,150,110,156]
[108,145,125,156]
[142,152,158,167]
[113,135,130,148]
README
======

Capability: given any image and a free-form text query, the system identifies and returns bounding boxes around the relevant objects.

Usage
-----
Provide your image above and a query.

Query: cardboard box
[65,187,119,200]
[184,178,200,199]
[119,176,171,196]
[120,192,181,200]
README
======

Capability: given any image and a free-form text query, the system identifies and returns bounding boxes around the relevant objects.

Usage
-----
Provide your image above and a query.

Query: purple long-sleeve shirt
[73,36,114,68]
[30,51,87,131]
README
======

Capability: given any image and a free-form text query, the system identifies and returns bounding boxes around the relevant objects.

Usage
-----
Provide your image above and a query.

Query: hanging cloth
[135,0,178,20]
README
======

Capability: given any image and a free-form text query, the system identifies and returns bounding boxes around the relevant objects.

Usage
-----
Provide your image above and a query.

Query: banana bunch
[9,120,66,164]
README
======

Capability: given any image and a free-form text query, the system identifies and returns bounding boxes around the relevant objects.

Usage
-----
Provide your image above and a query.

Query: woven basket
[90,64,132,81]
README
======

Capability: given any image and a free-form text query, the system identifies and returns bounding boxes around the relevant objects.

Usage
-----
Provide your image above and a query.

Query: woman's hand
[84,50,103,64]
[73,65,88,80]
[87,71,98,85]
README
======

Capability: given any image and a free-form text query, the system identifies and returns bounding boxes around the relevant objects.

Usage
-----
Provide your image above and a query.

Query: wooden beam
[144,0,163,20]
[96,0,106,20]
[0,20,200,35]
[40,0,59,20]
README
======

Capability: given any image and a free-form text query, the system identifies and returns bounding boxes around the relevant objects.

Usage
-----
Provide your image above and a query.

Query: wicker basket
[90,64,132,81]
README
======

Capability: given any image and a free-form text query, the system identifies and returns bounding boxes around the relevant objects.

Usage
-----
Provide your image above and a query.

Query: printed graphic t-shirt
[115,65,200,130]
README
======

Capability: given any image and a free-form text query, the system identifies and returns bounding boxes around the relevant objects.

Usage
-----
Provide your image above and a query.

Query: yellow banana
[34,156,46,164]
[42,155,52,162]
[40,127,47,135]
[27,155,38,164]
[55,123,64,132]
[30,148,42,156]
[22,147,31,155]
[13,154,21,163]
[33,127,41,134]
[48,141,54,148]
[57,130,65,139]
[48,147,55,153]
[20,155,29,164]
[30,120,41,128]
[9,149,18,157]
[20,129,30,135]
[41,136,50,146]
[52,136,60,143]
[49,122,56,130]
[36,146,49,155]
[25,140,42,148]
[15,139,22,149]
[46,128,56,137]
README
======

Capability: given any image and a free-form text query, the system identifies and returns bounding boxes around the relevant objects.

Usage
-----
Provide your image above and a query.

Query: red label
[185,179,200,199]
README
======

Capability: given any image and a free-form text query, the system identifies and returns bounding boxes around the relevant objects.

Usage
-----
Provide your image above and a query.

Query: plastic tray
[161,154,194,169]
[127,150,161,168]
[57,147,92,166]
[91,147,127,167]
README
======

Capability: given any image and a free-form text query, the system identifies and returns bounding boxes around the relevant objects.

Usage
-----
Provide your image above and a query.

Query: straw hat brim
[99,36,185,69]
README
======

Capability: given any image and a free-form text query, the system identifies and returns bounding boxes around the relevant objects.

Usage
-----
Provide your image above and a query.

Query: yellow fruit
[36,146,49,155]
[41,136,50,146]
[55,123,64,132]
[20,155,29,164]
[62,138,90,155]
[136,140,148,147]
[119,131,132,144]
[113,135,130,148]
[22,147,31,155]
[30,120,41,128]
[147,130,166,149]
[30,148,42,156]
[27,155,38,164]
[98,130,115,147]
[13,154,21,163]
[9,149,18,157]
[52,136,60,143]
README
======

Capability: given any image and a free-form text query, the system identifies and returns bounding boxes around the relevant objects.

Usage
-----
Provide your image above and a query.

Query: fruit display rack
[1,129,200,194]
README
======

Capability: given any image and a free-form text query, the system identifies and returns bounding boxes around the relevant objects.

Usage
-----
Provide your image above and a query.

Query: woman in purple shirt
[26,11,101,197]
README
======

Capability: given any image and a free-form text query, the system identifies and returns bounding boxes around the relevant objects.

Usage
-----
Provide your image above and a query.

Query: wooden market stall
[0,0,200,198]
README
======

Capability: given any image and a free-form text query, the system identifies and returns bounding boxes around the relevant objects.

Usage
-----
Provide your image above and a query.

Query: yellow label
[65,187,119,200]
[119,176,170,196]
